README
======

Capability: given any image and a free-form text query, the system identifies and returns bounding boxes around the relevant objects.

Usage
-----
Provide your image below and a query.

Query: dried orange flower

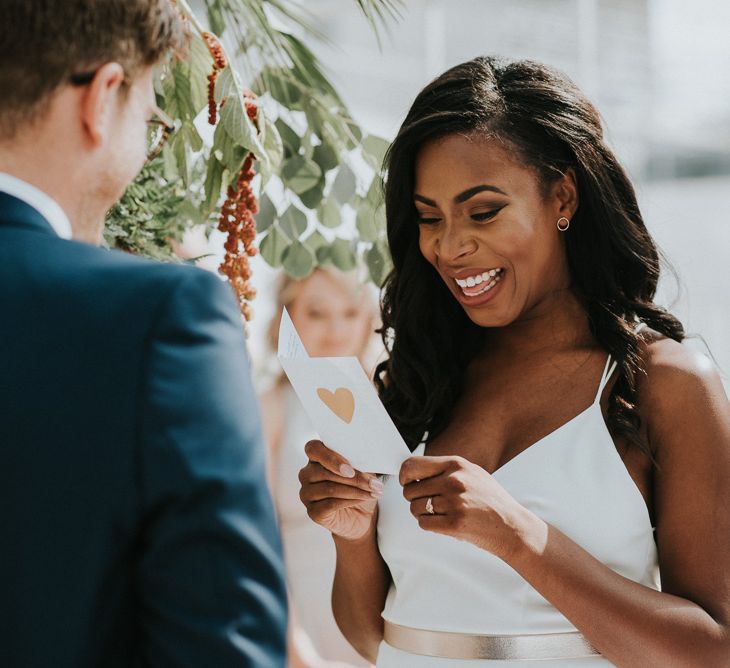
[202,31,227,70]
[202,31,227,125]
[217,97,261,321]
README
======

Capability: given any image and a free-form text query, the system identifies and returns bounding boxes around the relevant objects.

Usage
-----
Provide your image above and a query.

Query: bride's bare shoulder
[636,328,728,456]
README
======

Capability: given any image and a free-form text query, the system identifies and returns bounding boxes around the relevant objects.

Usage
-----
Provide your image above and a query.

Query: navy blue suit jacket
[0,193,287,667]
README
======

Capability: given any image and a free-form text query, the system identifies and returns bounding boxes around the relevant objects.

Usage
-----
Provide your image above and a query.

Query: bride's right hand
[299,439,383,541]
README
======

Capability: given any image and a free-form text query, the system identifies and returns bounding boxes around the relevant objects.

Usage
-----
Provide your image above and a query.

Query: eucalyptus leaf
[260,114,284,186]
[214,67,238,104]
[366,240,393,286]
[329,238,357,271]
[318,198,341,229]
[313,141,339,173]
[278,204,308,239]
[256,67,303,109]
[275,118,301,159]
[259,223,291,268]
[206,0,226,37]
[281,156,322,194]
[172,133,189,187]
[315,244,331,264]
[303,230,328,251]
[184,123,204,153]
[331,163,357,204]
[214,120,246,175]
[186,35,214,112]
[342,117,364,150]
[164,64,195,121]
[220,92,266,159]
[256,193,277,232]
[356,203,379,242]
[162,141,178,181]
[366,173,385,209]
[362,134,390,171]
[203,156,226,214]
[299,178,326,209]
[282,240,316,279]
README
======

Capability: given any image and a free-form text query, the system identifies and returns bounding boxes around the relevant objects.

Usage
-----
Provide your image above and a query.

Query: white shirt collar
[0,172,73,239]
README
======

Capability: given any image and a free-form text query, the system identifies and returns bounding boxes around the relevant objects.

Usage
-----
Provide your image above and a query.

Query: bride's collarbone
[429,360,605,469]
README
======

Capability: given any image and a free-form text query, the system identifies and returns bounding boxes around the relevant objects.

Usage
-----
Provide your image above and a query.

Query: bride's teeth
[456,269,503,297]
[453,269,504,295]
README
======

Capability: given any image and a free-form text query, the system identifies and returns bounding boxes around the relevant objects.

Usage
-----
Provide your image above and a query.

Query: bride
[297,56,730,666]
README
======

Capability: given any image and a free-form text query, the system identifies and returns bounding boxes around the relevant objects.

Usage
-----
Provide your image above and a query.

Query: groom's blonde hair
[0,0,187,139]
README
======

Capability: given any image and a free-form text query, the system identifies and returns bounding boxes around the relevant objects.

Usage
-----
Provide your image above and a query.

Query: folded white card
[278,308,412,474]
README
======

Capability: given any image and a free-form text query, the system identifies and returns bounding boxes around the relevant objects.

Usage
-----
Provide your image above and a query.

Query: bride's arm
[505,341,730,667]
[331,515,391,662]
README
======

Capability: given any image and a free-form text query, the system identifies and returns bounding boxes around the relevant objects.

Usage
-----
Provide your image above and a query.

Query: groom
[0,2,286,666]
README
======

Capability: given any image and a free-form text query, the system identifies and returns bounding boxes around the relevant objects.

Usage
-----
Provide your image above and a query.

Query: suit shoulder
[31,239,238,327]
[63,241,231,302]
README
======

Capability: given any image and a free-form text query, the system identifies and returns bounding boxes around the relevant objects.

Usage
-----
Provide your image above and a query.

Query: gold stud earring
[557,217,570,232]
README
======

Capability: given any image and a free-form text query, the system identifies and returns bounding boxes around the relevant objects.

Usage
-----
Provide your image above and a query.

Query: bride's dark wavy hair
[373,56,685,455]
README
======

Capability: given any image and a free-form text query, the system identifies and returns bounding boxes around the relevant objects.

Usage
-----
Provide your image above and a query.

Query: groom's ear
[78,63,127,151]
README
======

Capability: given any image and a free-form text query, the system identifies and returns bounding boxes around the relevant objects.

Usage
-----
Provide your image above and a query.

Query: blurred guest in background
[260,268,378,668]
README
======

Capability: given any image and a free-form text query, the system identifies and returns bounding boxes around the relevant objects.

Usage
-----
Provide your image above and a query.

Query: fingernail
[371,490,383,499]
[339,464,356,478]
[370,478,384,493]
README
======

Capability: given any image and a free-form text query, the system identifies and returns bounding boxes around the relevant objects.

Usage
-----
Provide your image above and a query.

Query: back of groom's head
[0,1,187,243]
[0,0,186,140]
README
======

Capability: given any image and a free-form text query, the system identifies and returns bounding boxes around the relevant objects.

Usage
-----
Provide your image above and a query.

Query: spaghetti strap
[594,354,618,404]
[594,323,643,404]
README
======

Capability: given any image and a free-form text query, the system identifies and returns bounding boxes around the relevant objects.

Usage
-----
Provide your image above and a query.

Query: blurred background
[243,0,729,387]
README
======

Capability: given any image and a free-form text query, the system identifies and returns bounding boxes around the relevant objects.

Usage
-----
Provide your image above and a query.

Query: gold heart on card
[316,387,355,424]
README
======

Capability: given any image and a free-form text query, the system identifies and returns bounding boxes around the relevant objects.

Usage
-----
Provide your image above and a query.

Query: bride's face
[414,133,577,329]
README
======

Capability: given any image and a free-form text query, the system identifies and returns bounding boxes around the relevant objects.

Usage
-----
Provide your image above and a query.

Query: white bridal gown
[376,355,659,666]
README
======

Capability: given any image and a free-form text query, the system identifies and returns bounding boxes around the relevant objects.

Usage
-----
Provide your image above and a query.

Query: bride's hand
[299,440,382,541]
[399,455,541,561]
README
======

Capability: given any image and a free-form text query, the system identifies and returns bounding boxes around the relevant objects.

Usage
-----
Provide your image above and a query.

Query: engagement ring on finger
[426,497,435,515]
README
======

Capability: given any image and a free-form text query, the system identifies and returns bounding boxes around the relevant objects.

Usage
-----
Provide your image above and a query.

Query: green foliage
[106,0,399,287]
[104,158,200,260]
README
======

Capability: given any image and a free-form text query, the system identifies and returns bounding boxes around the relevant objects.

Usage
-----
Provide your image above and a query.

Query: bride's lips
[446,267,506,307]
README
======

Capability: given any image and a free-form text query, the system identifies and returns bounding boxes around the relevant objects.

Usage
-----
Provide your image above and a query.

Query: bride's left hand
[399,455,541,561]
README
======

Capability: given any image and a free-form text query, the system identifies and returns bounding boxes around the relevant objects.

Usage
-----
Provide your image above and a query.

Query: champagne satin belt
[383,621,599,661]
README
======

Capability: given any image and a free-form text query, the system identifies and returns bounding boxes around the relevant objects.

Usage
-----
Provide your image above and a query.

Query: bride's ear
[553,168,579,220]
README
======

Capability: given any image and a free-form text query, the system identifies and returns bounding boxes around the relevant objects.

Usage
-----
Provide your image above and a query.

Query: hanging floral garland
[203,30,259,321]
[107,0,396,325]
[216,105,260,322]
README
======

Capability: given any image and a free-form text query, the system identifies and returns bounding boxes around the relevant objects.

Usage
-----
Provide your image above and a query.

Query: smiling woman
[296,55,730,667]
[375,58,684,454]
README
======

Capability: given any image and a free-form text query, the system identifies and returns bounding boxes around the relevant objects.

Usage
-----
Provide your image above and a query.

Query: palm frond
[353,0,403,43]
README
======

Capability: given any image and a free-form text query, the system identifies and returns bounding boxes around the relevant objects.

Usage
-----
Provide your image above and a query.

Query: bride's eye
[415,210,442,225]
[471,206,504,222]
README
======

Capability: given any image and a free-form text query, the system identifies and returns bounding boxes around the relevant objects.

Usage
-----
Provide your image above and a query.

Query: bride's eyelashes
[416,205,505,226]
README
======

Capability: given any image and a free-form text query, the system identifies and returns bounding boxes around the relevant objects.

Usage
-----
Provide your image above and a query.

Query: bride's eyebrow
[414,184,508,207]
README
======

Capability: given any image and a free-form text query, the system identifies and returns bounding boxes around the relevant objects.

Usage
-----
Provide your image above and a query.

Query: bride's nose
[435,222,478,262]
